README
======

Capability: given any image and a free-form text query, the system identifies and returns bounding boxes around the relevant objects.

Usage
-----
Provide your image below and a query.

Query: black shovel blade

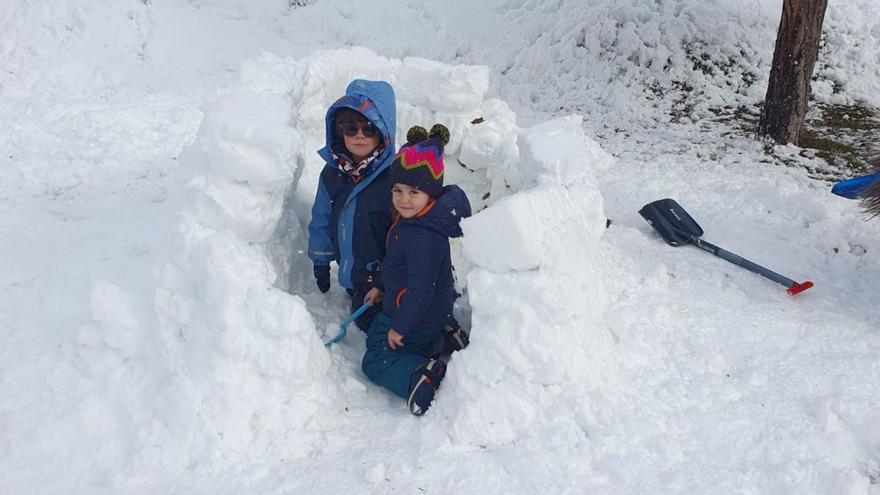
[638,198,704,246]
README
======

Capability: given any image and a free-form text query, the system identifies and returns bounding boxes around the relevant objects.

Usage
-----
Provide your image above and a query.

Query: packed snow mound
[431,116,618,446]
[462,115,613,272]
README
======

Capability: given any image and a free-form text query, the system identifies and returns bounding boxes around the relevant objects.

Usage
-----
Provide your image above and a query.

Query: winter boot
[407,359,447,416]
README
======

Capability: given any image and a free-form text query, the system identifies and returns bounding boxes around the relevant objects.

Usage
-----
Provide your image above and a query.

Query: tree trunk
[758,0,828,145]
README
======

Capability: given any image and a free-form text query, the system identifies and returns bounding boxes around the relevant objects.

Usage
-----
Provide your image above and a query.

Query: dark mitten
[429,323,470,358]
[442,323,469,352]
[314,265,331,293]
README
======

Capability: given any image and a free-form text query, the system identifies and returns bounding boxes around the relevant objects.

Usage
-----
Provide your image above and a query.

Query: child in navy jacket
[361,125,471,416]
[308,79,396,331]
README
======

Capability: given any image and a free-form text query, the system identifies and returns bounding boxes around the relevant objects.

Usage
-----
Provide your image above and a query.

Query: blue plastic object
[831,173,880,200]
[325,302,373,348]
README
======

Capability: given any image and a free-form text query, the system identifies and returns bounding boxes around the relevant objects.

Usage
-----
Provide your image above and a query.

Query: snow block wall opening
[146,47,621,482]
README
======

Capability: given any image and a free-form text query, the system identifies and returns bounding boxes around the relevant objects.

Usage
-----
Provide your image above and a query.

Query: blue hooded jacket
[308,80,397,290]
[381,185,472,336]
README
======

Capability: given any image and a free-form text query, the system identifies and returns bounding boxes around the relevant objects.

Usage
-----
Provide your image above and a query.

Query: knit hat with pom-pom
[389,124,450,198]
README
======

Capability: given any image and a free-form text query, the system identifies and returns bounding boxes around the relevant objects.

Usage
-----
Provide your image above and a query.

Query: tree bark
[758,0,828,145]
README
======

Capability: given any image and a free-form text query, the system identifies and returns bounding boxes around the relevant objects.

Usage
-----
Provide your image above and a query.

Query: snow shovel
[638,198,813,296]
[325,302,373,348]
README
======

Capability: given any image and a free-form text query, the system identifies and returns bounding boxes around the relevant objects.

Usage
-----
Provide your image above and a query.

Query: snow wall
[51,48,617,489]
[158,46,619,460]
[430,115,618,446]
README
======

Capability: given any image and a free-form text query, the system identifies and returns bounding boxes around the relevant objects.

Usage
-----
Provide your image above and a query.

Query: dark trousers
[361,312,441,398]
[348,285,382,332]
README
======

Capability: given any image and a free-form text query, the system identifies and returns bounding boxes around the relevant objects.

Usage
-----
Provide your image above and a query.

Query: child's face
[392,183,432,219]
[339,120,380,161]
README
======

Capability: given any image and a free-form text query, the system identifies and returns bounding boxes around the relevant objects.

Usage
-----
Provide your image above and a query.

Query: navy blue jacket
[382,186,472,336]
[308,80,396,290]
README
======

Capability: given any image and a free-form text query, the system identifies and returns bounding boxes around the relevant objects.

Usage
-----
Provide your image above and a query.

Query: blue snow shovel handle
[325,302,373,348]
[691,237,813,295]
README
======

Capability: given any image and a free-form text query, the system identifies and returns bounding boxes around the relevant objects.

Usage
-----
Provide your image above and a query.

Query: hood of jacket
[407,185,472,238]
[317,79,397,177]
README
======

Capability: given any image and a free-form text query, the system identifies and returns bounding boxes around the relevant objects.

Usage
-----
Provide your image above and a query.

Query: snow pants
[361,312,441,399]
[348,285,381,332]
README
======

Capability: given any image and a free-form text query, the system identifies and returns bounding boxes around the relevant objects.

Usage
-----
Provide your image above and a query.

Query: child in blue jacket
[361,125,472,416]
[308,79,396,331]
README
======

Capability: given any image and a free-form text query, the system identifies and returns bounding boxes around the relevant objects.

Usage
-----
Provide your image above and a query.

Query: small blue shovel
[324,302,372,348]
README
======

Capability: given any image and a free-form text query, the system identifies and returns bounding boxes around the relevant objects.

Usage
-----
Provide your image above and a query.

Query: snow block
[461,184,582,272]
[461,117,609,273]
[436,269,583,444]
[191,174,285,243]
[518,114,614,188]
[301,48,402,104]
[458,99,519,172]
[184,89,305,243]
[458,99,520,201]
[199,92,303,186]
[397,57,490,112]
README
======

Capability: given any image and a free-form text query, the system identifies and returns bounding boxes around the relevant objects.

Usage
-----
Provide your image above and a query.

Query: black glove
[430,323,470,358]
[443,324,469,352]
[314,265,330,293]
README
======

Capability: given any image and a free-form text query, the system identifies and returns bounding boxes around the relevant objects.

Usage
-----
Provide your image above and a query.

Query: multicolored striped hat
[389,124,450,198]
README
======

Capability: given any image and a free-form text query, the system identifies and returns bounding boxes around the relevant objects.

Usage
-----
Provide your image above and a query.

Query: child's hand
[387,329,405,350]
[364,287,384,305]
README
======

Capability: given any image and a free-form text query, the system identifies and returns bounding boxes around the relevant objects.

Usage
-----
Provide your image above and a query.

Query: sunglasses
[337,121,380,138]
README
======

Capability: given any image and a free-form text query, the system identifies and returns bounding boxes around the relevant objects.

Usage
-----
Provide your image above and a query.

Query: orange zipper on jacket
[395,288,408,308]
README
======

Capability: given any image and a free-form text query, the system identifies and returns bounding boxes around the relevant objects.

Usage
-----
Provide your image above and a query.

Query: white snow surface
[2,1,880,494]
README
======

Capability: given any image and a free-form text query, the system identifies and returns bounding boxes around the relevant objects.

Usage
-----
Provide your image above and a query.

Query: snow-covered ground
[2,1,880,493]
